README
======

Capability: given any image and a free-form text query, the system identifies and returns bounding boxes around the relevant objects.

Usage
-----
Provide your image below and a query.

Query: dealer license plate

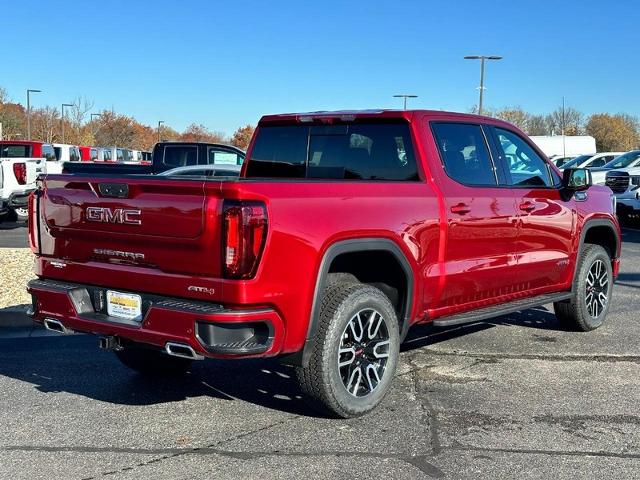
[106,290,142,321]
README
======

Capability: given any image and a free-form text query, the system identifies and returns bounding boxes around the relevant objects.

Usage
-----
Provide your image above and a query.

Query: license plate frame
[106,290,142,321]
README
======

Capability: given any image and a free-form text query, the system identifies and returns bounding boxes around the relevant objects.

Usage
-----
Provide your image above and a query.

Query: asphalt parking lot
[0,228,639,479]
[0,220,28,248]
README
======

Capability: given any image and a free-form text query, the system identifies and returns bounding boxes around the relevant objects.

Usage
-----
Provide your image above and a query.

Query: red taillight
[223,201,268,279]
[28,191,38,252]
[13,163,27,185]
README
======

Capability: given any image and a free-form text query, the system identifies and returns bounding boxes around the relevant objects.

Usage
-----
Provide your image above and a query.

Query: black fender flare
[294,238,414,367]
[573,218,620,291]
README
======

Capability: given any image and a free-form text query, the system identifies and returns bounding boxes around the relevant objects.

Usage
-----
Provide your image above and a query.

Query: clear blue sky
[2,0,638,134]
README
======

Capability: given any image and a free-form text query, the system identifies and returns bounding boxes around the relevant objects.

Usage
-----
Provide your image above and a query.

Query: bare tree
[31,106,59,143]
[493,107,528,131]
[69,96,94,126]
[526,115,548,135]
[546,107,583,136]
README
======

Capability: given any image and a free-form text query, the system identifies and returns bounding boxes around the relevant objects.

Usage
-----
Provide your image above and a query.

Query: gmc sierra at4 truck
[27,110,621,417]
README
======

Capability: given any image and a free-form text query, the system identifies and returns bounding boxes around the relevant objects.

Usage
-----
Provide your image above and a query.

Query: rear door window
[431,123,496,186]
[69,147,80,162]
[207,148,244,165]
[42,144,56,161]
[163,145,198,167]
[246,123,418,180]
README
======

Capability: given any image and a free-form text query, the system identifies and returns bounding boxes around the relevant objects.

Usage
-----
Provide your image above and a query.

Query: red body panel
[27,110,621,359]
[78,146,92,161]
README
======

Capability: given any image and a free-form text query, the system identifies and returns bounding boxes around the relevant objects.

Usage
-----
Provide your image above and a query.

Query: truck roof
[259,109,510,126]
[0,140,48,146]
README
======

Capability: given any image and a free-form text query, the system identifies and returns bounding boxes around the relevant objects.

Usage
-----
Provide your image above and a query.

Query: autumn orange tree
[231,125,255,150]
[586,114,640,151]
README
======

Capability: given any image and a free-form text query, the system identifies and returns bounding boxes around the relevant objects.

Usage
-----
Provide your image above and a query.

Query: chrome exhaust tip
[165,342,204,360]
[43,318,73,335]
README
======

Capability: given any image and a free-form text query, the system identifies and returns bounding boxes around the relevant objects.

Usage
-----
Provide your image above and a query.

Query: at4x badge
[188,286,216,295]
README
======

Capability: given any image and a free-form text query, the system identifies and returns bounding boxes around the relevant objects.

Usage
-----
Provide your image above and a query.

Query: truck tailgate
[38,175,225,277]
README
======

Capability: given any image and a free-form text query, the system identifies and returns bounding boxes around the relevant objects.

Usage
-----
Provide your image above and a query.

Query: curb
[0,305,34,328]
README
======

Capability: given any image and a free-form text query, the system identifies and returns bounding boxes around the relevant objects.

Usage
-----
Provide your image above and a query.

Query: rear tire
[554,244,613,331]
[115,343,192,376]
[296,282,400,418]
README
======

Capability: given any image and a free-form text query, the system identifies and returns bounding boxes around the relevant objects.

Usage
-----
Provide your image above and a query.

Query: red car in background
[79,146,99,162]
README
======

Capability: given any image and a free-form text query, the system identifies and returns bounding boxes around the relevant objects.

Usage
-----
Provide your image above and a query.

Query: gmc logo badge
[86,207,142,225]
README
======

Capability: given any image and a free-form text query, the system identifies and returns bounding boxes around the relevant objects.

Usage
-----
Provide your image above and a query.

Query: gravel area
[0,248,35,309]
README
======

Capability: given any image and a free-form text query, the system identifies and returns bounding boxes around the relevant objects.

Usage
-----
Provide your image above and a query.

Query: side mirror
[563,168,592,191]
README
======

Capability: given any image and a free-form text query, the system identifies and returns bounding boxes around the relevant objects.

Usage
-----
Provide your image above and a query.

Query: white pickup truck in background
[0,143,46,221]
[606,158,640,219]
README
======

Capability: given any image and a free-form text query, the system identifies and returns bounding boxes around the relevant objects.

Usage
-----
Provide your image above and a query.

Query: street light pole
[464,56,502,115]
[26,89,42,140]
[61,103,73,143]
[393,94,418,110]
[158,120,164,142]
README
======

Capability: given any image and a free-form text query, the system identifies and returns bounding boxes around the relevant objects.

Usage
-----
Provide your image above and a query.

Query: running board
[432,292,573,327]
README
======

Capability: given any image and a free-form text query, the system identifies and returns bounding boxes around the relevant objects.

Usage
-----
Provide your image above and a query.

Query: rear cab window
[163,145,198,167]
[0,144,31,157]
[245,122,419,180]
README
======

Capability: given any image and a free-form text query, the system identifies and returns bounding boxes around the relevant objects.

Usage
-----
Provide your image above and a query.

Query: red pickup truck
[27,110,621,417]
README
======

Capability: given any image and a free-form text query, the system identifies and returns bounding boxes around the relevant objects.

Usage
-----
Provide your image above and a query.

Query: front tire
[296,283,400,418]
[115,343,193,376]
[554,244,613,331]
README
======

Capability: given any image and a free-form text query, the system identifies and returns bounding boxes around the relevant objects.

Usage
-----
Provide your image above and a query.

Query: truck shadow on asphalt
[0,306,566,416]
[402,306,564,351]
[0,220,27,231]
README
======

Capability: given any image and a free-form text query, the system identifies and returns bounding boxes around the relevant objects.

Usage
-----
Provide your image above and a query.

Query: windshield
[559,154,592,169]
[603,151,640,169]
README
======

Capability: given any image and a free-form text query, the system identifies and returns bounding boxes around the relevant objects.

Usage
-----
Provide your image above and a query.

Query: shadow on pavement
[0,334,317,416]
[0,305,566,415]
[402,306,564,352]
[0,220,27,231]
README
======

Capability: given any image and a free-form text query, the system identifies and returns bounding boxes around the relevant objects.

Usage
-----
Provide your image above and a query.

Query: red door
[491,127,574,293]
[428,122,521,314]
